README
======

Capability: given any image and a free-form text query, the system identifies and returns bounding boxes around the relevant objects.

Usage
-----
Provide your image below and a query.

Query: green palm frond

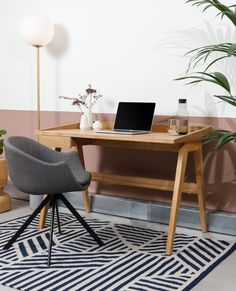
[181,1,236,152]
[214,95,236,107]
[0,129,6,155]
[186,0,236,27]
[186,43,236,72]
[176,71,231,93]
[227,43,236,56]
[205,130,236,150]
[0,130,6,136]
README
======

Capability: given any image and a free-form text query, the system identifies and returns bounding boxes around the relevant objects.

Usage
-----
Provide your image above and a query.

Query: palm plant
[177,0,236,150]
[0,130,6,155]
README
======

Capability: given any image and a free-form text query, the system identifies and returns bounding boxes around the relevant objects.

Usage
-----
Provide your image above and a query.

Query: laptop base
[96,130,150,135]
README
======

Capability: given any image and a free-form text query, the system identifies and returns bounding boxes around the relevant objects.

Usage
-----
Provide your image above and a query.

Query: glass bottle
[176,99,188,134]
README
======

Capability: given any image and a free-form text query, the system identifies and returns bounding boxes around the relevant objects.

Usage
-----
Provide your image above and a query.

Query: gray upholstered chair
[3,136,103,266]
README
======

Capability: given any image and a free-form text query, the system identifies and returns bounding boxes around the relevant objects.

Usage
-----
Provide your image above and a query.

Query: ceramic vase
[85,108,93,129]
[92,120,103,130]
[80,113,89,130]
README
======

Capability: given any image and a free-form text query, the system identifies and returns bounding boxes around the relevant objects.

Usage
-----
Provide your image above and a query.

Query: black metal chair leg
[59,193,104,247]
[3,195,51,250]
[48,196,56,266]
[55,200,61,234]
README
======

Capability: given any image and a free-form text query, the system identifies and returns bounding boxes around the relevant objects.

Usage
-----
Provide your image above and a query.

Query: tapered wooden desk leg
[194,145,207,233]
[166,145,188,255]
[82,190,91,213]
[39,148,61,229]
[39,194,49,229]
[76,145,91,213]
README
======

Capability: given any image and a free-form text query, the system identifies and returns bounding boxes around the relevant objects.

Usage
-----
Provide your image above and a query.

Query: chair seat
[3,136,104,266]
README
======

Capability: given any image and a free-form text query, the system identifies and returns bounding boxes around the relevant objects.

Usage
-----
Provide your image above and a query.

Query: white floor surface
[0,199,236,291]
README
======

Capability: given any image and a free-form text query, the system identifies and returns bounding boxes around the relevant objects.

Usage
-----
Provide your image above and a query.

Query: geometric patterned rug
[0,212,235,291]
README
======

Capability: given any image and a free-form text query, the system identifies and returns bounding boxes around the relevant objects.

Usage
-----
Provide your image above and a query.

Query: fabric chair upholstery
[4,136,91,194]
[3,136,103,266]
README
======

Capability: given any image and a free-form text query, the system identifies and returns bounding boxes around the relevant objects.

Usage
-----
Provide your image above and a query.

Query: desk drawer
[38,136,75,149]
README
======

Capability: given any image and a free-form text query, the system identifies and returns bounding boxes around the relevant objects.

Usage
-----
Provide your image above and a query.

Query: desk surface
[36,122,212,145]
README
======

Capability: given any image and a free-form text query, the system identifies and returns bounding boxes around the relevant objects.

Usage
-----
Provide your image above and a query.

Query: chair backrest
[5,136,59,162]
[4,136,50,194]
[4,136,90,195]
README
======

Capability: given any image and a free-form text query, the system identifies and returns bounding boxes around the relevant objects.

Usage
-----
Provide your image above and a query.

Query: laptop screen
[114,102,156,131]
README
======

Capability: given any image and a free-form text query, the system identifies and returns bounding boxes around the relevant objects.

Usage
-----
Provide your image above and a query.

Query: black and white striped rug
[0,212,235,291]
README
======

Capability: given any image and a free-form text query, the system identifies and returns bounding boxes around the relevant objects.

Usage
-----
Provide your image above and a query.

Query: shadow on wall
[47,24,69,57]
[157,20,236,117]
[46,24,70,125]
[204,142,236,212]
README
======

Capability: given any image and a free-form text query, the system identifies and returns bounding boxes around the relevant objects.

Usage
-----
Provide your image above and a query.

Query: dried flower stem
[59,84,103,113]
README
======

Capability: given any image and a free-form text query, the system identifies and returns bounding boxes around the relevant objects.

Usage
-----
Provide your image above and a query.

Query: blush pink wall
[1,109,236,213]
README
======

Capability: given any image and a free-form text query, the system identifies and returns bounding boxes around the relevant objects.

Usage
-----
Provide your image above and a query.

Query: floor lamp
[20,14,55,130]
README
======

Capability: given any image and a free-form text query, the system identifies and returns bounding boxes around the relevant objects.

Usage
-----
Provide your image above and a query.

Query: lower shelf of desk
[92,172,198,194]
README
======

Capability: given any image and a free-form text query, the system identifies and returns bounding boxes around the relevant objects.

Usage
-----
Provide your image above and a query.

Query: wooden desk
[36,122,212,255]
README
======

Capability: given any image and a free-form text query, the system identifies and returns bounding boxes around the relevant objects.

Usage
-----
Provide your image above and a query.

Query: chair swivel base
[3,193,104,266]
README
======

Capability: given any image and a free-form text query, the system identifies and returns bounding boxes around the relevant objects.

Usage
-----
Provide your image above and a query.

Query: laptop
[96,102,156,135]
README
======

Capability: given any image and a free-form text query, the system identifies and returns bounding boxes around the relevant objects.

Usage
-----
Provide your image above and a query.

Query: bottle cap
[179,99,187,103]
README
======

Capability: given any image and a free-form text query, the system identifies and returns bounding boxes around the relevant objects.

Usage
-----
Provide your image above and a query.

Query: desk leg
[76,145,91,213]
[39,194,49,229]
[39,147,61,229]
[194,145,207,233]
[166,145,188,255]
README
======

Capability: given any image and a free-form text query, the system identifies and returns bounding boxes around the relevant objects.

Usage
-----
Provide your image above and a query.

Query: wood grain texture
[38,194,49,230]
[36,123,212,146]
[0,159,11,213]
[194,145,208,233]
[36,122,211,254]
[76,144,91,213]
[92,172,198,194]
[166,144,189,255]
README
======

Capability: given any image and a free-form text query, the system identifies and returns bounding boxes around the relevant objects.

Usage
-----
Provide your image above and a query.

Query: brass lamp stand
[36,46,41,130]
[20,14,54,209]
[20,14,55,130]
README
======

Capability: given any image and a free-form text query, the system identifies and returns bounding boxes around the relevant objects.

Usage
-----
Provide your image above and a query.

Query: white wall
[0,0,236,117]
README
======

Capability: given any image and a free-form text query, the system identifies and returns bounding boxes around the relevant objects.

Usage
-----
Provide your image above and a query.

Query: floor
[1,199,236,291]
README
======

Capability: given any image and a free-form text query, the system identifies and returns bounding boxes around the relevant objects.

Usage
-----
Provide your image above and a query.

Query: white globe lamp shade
[20,14,55,47]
